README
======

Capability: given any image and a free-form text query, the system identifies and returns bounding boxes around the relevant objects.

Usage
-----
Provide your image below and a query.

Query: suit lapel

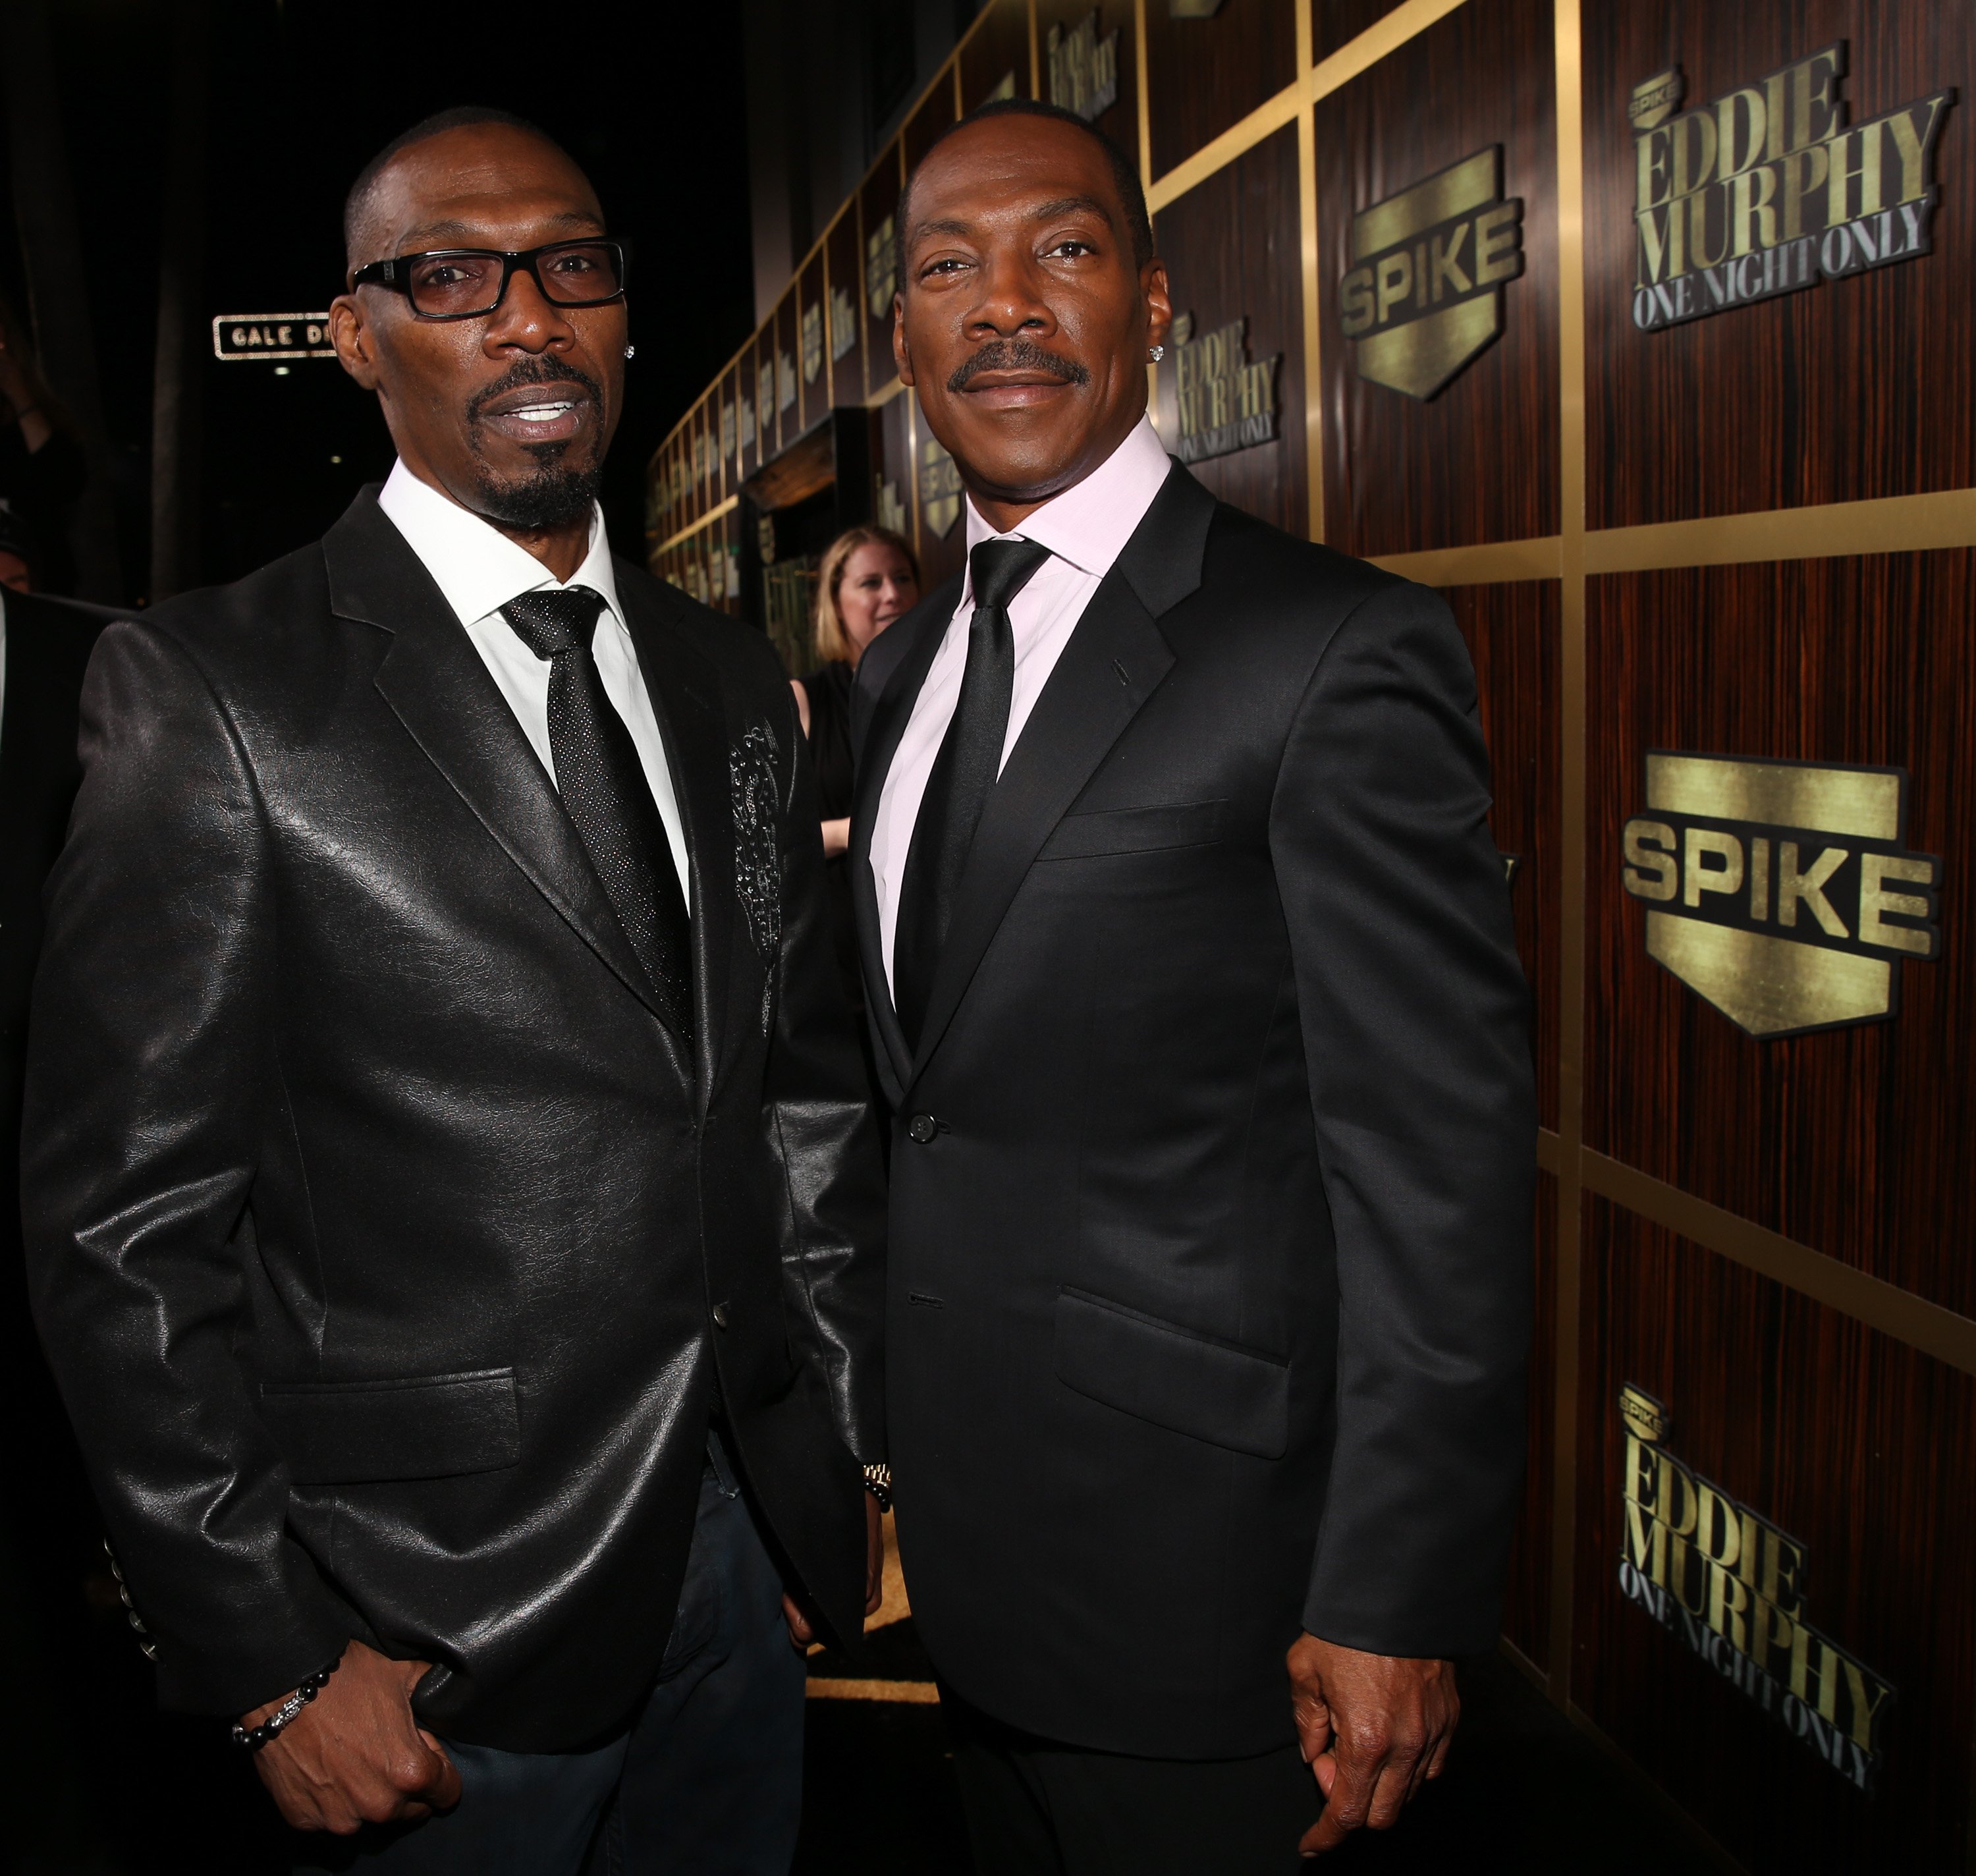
[904,462,1215,1091]
[847,578,961,1093]
[329,495,686,1070]
[617,572,736,1105]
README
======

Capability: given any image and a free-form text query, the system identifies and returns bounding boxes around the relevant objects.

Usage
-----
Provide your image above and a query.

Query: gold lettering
[1884,94,1954,206]
[1635,203,1685,284]
[1841,1659,1895,1751]
[1826,123,1885,223]
[1429,222,1472,300]
[1787,44,1846,154]
[1858,852,1933,954]
[1730,165,1779,256]
[1667,1530,1708,1616]
[1707,1559,1751,1653]
[1694,1484,1740,1566]
[1751,1592,1796,1672]
[1683,827,1743,906]
[1669,109,1718,198]
[1655,1450,1698,1536]
[1414,241,1427,308]
[1374,250,1412,325]
[1766,1531,1807,1618]
[1474,202,1522,284]
[1748,835,1771,919]
[1339,265,1375,338]
[1624,1501,1668,1584]
[1781,144,1831,240]
[1790,1626,1843,1723]
[1716,88,1768,178]
[1636,128,1674,211]
[1689,187,1731,269]
[1622,819,1678,900]
[1777,842,1848,935]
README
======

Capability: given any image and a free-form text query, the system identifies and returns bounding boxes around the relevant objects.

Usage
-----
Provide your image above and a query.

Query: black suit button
[907,1114,939,1145]
[711,1304,730,1331]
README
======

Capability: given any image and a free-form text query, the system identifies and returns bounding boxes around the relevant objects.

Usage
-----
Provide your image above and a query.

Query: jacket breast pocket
[1036,799,1226,862]
[1053,1288,1287,1460]
[261,1367,521,1485]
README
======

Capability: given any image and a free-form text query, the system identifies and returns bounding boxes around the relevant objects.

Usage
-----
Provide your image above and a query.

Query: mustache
[947,339,1090,394]
[466,355,605,424]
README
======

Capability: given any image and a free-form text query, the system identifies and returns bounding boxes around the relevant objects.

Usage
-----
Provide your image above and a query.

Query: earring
[623,344,637,360]
[1148,344,1166,362]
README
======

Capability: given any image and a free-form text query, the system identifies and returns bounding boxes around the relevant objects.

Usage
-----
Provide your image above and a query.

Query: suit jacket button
[908,1113,938,1145]
[711,1304,730,1331]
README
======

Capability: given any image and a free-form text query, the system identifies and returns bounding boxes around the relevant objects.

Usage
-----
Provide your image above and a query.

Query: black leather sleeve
[21,619,357,1713]
[761,669,888,1462]
[1270,578,1535,1659]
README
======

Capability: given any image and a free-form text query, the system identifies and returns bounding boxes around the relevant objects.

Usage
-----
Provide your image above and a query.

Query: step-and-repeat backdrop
[650,5,1975,1866]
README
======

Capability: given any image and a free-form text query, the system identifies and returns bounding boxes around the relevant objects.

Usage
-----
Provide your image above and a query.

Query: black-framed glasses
[350,240,630,320]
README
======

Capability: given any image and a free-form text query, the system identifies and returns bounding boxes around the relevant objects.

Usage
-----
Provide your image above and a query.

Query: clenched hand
[247,1640,460,1833]
[1288,1634,1458,1856]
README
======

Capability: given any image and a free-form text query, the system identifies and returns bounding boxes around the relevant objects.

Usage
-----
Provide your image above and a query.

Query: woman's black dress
[796,660,863,1016]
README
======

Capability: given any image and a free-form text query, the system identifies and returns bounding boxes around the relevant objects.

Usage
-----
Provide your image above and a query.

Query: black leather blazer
[22,492,886,1752]
[850,461,1534,1759]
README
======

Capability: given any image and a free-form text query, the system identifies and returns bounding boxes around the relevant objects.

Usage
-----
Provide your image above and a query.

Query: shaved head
[343,107,574,271]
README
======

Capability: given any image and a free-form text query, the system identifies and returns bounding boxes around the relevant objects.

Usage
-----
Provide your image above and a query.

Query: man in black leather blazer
[851,102,1533,1872]
[22,111,884,1873]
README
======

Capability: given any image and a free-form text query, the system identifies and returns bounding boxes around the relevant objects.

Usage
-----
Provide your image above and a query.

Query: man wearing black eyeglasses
[20,107,886,1874]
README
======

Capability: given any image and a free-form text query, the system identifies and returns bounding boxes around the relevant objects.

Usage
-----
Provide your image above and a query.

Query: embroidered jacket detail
[730,721,782,1028]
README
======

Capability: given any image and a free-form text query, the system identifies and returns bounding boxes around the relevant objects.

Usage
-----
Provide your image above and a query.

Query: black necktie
[893,536,1051,1053]
[503,587,694,1051]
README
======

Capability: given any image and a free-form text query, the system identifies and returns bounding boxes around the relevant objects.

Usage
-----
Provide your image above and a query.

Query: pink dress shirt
[869,416,1174,990]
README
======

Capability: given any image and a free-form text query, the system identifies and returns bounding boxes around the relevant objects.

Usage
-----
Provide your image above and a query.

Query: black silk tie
[893,535,1052,1053]
[502,587,695,1051]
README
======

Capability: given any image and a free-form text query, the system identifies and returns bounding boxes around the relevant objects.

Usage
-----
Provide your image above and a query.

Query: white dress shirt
[869,416,1172,987]
[376,460,690,900]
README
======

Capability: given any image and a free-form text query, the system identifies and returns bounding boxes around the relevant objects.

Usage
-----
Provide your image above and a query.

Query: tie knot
[503,586,609,660]
[968,536,1051,615]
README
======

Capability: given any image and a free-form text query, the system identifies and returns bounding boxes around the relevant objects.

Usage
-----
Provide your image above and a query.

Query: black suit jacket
[850,461,1533,1759]
[22,493,885,1751]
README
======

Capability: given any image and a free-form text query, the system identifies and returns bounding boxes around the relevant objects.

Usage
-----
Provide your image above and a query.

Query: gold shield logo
[801,304,824,385]
[865,215,898,319]
[1620,752,1940,1037]
[1338,146,1524,400]
[919,434,962,539]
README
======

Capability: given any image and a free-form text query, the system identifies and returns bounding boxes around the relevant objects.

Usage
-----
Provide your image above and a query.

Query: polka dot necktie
[503,586,694,1052]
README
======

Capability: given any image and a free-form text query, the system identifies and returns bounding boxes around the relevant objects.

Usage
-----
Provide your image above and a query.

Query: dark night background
[0,0,754,605]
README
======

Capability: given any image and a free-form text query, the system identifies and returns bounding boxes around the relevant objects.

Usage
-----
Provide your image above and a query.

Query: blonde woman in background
[792,525,919,1037]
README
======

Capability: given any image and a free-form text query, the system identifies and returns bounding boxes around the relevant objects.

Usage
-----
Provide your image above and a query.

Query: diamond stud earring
[1148,344,1166,362]
[624,344,637,360]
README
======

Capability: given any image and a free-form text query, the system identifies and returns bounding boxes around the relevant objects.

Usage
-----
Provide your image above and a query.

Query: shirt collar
[376,458,624,633]
[960,415,1172,593]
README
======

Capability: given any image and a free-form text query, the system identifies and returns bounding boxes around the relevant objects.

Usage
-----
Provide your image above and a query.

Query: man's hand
[247,1640,460,1834]
[781,1491,884,1647]
[1287,1634,1458,1856]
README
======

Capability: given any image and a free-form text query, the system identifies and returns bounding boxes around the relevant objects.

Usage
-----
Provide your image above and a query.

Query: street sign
[212,313,337,361]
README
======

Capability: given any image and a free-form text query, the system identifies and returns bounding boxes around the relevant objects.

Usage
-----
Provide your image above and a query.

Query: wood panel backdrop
[648,5,1976,1865]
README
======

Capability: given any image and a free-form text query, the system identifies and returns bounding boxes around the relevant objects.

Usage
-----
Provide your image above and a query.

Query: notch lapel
[617,573,736,1106]
[904,462,1215,1091]
[329,496,687,1073]
[847,579,961,1095]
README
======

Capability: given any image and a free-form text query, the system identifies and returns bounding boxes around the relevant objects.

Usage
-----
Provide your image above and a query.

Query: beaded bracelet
[231,1650,344,1751]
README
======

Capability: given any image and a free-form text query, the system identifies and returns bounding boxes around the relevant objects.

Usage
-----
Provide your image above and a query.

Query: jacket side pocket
[1053,1289,1288,1460]
[261,1367,520,1485]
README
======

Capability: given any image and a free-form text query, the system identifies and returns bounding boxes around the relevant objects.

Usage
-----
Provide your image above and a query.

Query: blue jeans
[294,1439,806,1876]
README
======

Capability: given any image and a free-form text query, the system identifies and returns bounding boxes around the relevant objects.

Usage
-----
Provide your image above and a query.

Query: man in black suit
[850,101,1534,1872]
[22,109,885,1874]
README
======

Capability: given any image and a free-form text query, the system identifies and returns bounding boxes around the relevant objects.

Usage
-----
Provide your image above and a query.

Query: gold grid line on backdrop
[645,3,1976,1816]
